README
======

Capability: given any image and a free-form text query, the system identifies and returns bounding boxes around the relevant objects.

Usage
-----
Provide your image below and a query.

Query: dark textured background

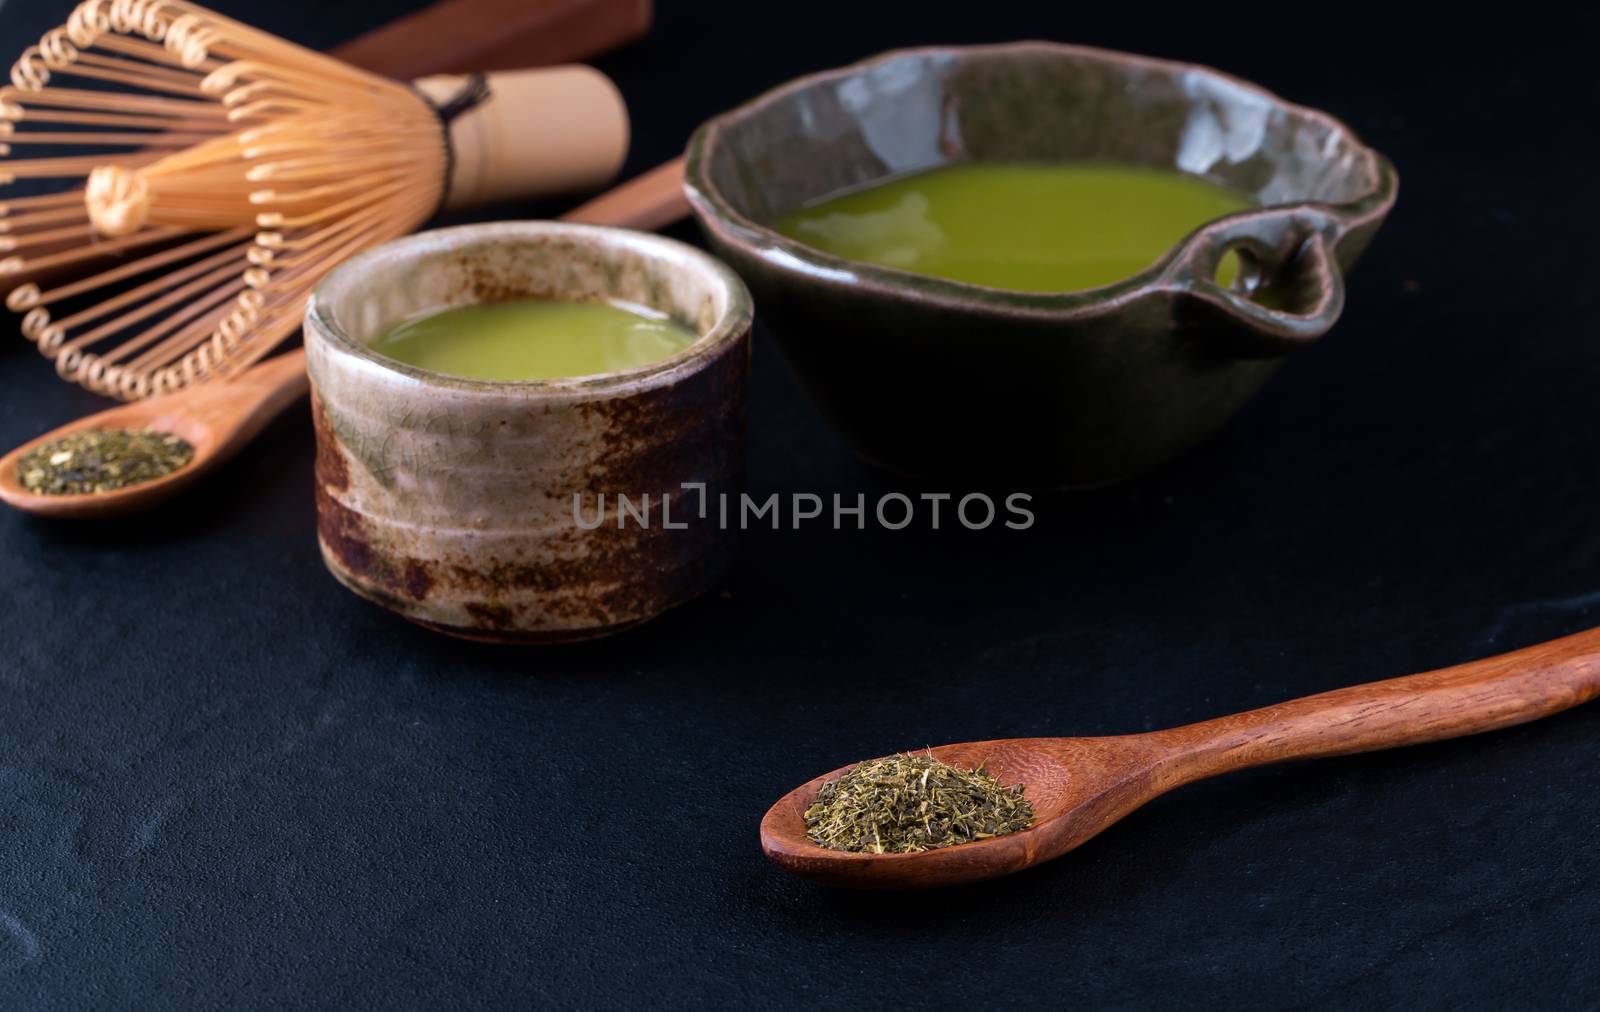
[3,1,1599,1007]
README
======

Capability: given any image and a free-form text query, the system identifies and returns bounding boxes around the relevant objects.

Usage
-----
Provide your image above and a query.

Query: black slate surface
[4,1,1600,1007]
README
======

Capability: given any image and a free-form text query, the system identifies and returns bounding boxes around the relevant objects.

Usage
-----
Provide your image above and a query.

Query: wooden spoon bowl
[0,350,308,518]
[762,627,1600,888]
[761,736,1145,889]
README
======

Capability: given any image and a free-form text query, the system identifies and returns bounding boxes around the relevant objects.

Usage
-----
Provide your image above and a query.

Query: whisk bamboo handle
[417,67,629,209]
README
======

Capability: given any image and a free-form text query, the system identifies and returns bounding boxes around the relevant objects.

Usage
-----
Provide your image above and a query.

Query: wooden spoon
[0,164,691,519]
[562,156,686,232]
[0,351,310,518]
[761,627,1600,889]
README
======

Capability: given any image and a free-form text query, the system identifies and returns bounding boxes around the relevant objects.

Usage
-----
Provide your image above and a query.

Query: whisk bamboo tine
[215,320,299,376]
[249,173,418,206]
[41,66,209,97]
[53,242,247,334]
[3,152,163,179]
[1,225,185,274]
[255,199,398,263]
[0,223,95,251]
[117,279,250,370]
[68,275,245,370]
[0,206,89,230]
[7,87,228,118]
[89,32,224,73]
[0,190,88,212]
[5,131,221,147]
[261,211,416,295]
[212,59,392,92]
[67,52,212,89]
[150,309,289,386]
[257,179,415,229]
[108,298,249,377]
[2,0,629,400]
[70,47,209,76]
[22,227,245,306]
[267,222,406,272]
[0,108,227,131]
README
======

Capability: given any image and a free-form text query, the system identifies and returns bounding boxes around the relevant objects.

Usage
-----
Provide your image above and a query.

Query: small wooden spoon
[0,163,692,519]
[761,627,1600,889]
[0,351,310,519]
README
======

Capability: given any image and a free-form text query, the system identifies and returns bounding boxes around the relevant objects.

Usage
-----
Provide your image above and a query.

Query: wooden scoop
[0,161,690,519]
[761,627,1600,889]
[0,351,309,518]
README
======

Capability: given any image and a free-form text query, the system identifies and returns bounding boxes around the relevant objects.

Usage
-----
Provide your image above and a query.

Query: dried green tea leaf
[804,751,1034,854]
[17,428,194,496]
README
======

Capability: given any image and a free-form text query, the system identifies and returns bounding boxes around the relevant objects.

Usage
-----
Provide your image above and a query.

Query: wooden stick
[561,155,688,232]
[333,0,653,80]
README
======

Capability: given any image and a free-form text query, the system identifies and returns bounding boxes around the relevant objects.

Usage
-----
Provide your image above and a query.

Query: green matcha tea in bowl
[369,300,699,381]
[686,42,1398,486]
[304,222,753,643]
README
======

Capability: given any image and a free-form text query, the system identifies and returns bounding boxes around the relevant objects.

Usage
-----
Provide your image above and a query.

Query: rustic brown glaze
[762,627,1600,888]
[304,222,752,642]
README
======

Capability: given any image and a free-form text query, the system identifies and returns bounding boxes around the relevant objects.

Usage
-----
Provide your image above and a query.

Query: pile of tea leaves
[804,752,1034,854]
[17,427,194,495]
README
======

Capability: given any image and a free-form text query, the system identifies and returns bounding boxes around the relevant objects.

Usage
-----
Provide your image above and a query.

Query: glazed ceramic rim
[685,41,1400,318]
[307,220,754,398]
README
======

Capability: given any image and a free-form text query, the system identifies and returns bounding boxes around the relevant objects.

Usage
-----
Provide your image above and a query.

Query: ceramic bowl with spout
[685,42,1398,485]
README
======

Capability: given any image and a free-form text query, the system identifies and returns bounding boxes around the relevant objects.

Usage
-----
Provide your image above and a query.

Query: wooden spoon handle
[1161,627,1600,780]
[333,0,652,80]
[215,348,312,450]
[561,156,688,231]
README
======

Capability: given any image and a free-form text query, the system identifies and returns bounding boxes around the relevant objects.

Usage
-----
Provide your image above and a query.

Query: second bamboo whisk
[0,0,627,400]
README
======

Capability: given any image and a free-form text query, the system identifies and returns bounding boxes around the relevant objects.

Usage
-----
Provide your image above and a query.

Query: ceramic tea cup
[304,222,752,643]
[685,42,1398,486]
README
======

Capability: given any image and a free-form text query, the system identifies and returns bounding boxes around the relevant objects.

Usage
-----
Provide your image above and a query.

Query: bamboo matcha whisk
[0,0,627,401]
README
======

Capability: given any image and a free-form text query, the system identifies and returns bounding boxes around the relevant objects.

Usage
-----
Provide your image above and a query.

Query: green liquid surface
[776,162,1253,294]
[369,299,697,381]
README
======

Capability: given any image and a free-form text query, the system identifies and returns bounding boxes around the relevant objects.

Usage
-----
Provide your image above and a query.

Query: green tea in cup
[369,299,697,381]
